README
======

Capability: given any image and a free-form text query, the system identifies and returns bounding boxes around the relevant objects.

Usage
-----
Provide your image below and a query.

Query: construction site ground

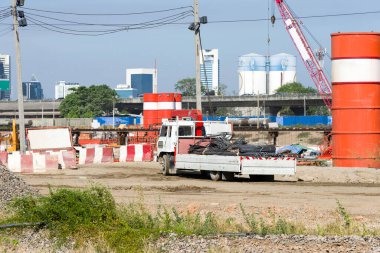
[20,162,380,231]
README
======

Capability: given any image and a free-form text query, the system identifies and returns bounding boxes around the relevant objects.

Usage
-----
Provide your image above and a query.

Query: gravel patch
[0,229,75,253]
[154,234,380,253]
[0,165,39,210]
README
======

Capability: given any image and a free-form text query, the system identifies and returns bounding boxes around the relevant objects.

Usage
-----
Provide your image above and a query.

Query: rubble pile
[0,165,39,210]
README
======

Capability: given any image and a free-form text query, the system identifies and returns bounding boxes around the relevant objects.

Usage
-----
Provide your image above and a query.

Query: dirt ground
[19,162,380,230]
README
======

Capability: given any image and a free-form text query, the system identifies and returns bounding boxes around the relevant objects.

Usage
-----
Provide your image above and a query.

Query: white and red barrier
[79,147,114,165]
[119,144,153,162]
[44,150,77,169]
[7,152,59,173]
[0,151,8,165]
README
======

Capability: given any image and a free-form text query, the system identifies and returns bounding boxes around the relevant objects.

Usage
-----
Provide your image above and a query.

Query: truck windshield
[178,126,192,136]
[160,126,168,137]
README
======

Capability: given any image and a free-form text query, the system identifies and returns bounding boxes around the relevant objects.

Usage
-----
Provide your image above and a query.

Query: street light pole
[12,0,26,153]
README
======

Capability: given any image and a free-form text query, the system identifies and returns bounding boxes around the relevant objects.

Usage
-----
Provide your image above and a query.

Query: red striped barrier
[0,151,8,165]
[79,147,114,165]
[120,144,153,162]
[43,150,76,169]
[7,152,59,173]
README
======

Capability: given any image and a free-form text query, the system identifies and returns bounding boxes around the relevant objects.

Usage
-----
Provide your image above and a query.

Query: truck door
[164,126,173,152]
[157,125,168,153]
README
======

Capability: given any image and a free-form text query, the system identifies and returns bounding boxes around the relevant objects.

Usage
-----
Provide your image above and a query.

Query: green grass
[1,186,379,252]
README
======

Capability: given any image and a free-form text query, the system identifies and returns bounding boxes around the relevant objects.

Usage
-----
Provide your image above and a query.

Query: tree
[275,82,330,116]
[175,78,207,96]
[59,85,118,118]
[217,83,227,96]
[275,82,317,94]
[175,78,196,96]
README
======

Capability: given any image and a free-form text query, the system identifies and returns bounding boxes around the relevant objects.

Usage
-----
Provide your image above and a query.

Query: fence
[203,115,332,126]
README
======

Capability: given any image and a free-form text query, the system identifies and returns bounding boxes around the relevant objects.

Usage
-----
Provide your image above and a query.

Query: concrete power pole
[194,0,202,113]
[12,0,26,153]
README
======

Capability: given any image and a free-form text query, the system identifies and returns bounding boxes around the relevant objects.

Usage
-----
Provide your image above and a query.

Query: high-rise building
[0,54,10,100]
[55,81,80,99]
[115,84,137,99]
[200,49,220,95]
[126,68,157,96]
[22,75,44,100]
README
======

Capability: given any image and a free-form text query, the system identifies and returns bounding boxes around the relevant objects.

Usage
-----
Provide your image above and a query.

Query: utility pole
[303,96,306,116]
[257,91,260,129]
[12,0,26,153]
[194,0,202,112]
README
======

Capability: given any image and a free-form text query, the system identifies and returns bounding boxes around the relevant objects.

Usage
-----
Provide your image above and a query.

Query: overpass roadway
[118,94,329,115]
[0,94,329,118]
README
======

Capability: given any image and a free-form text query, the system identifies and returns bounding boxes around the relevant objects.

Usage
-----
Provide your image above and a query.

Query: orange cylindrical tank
[331,32,380,168]
[174,93,182,110]
[143,93,159,127]
[157,93,175,123]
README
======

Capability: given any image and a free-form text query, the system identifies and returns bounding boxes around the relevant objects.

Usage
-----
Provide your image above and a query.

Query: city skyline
[0,0,379,99]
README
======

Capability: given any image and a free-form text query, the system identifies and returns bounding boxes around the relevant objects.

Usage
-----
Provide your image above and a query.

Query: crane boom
[275,0,332,108]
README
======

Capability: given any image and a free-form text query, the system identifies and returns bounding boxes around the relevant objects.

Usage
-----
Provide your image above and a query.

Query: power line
[207,9,380,23]
[25,10,194,28]
[20,6,193,16]
[1,9,379,27]
[26,11,193,36]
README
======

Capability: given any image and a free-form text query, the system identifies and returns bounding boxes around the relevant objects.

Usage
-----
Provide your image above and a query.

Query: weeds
[240,204,305,235]
[1,187,379,252]
[336,200,351,228]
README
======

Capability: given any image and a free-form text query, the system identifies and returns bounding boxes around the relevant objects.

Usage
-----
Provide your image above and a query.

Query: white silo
[268,53,297,94]
[238,53,267,96]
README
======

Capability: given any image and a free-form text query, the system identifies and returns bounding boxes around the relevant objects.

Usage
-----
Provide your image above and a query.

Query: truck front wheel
[209,171,222,181]
[162,154,170,176]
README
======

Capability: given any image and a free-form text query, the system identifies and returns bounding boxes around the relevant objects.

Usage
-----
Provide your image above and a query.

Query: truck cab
[157,119,232,157]
[157,120,195,156]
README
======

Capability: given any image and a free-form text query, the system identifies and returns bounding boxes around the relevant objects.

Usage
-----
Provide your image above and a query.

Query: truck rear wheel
[249,175,274,182]
[209,171,222,181]
[162,154,170,176]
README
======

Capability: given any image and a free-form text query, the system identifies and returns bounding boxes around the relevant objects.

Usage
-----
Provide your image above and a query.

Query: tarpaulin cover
[276,144,308,155]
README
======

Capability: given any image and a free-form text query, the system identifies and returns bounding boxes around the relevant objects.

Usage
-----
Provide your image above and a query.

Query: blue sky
[1,0,380,99]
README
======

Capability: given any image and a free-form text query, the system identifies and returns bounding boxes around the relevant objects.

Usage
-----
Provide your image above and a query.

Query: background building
[55,81,80,99]
[126,68,157,97]
[0,54,10,100]
[23,75,44,100]
[200,49,220,94]
[115,84,137,99]
[238,52,297,96]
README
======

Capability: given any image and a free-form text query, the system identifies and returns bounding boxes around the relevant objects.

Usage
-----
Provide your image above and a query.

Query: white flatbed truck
[157,120,296,181]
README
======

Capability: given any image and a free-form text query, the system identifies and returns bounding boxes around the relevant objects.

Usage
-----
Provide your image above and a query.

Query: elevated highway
[0,94,329,118]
